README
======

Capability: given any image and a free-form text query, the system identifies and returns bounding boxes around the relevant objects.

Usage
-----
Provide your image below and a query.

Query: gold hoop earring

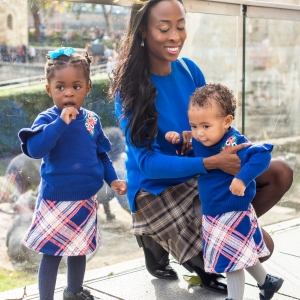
[141,37,145,47]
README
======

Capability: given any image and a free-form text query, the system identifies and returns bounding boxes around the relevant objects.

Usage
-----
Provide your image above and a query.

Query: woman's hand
[203,143,250,175]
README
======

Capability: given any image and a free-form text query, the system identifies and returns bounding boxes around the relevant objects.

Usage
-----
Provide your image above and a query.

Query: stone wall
[0,0,28,47]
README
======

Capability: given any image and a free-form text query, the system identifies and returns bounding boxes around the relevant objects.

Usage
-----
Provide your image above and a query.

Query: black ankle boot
[182,252,227,294]
[136,235,178,280]
[258,274,284,300]
[63,287,98,300]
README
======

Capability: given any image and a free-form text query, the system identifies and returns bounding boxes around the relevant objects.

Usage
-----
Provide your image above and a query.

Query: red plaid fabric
[202,204,270,274]
[23,195,100,256]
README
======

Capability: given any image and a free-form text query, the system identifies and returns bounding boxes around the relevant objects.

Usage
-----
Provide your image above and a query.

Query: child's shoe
[258,274,284,300]
[63,287,98,300]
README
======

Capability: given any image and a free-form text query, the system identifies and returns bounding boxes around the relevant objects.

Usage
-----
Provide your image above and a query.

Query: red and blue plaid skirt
[202,204,270,274]
[22,195,100,256]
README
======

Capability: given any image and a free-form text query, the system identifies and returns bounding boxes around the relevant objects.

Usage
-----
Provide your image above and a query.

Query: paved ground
[1,217,299,300]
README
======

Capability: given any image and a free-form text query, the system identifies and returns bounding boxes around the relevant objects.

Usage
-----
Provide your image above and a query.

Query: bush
[0,78,115,155]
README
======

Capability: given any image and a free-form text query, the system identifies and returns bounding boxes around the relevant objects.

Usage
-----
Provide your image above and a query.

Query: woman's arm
[116,99,247,179]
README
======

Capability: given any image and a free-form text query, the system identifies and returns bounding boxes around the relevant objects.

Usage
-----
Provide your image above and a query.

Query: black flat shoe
[182,253,227,294]
[258,274,284,300]
[148,257,179,279]
[63,287,98,300]
[137,235,178,280]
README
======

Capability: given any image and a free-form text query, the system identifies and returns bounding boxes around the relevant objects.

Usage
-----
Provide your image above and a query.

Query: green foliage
[183,274,202,286]
[46,31,89,48]
[0,266,37,292]
[0,78,115,155]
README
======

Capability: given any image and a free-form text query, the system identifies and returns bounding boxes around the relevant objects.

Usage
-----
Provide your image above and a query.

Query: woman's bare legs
[252,159,293,262]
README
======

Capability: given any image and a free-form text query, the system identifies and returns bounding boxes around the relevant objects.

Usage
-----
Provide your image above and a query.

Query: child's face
[188,103,233,147]
[45,65,90,111]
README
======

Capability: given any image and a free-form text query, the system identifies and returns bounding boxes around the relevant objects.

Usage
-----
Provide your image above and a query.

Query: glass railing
[0,0,299,291]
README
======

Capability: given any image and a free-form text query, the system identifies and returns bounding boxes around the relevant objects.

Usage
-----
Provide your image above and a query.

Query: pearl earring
[141,37,145,47]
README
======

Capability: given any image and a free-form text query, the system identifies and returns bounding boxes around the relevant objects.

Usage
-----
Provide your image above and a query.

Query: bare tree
[102,5,113,38]
[28,0,43,42]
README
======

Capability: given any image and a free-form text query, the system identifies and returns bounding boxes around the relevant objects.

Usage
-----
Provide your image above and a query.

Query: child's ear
[86,85,91,96]
[45,85,51,98]
[224,115,233,128]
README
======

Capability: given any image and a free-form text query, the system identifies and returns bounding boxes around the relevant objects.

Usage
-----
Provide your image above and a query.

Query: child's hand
[165,131,181,144]
[111,179,127,195]
[229,178,246,196]
[60,107,79,124]
[181,130,193,155]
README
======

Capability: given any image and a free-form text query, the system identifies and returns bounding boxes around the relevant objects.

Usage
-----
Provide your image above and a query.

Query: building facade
[0,0,28,46]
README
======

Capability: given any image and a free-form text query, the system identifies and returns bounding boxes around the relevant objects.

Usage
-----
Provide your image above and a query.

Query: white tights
[226,261,267,300]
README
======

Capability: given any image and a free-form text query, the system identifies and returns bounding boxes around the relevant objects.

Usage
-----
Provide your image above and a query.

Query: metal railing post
[242,4,247,135]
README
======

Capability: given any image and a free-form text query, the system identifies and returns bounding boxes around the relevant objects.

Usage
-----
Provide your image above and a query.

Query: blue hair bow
[48,47,75,59]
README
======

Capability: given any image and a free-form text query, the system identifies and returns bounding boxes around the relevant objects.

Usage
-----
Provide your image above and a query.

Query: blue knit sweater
[192,127,273,215]
[115,58,207,212]
[18,106,118,201]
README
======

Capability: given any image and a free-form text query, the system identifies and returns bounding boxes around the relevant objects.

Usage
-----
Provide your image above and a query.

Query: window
[7,14,12,30]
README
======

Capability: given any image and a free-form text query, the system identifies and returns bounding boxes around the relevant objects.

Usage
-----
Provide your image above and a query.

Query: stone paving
[1,217,299,300]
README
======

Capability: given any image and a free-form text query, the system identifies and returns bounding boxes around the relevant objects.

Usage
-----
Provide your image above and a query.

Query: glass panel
[182,12,238,94]
[255,0,300,5]
[0,1,135,291]
[244,17,300,224]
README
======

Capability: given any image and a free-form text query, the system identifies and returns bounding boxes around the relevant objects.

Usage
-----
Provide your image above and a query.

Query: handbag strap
[177,57,195,84]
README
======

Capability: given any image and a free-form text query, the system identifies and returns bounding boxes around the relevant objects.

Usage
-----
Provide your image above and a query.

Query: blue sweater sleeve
[115,97,207,179]
[236,143,273,187]
[95,120,118,185]
[19,114,68,159]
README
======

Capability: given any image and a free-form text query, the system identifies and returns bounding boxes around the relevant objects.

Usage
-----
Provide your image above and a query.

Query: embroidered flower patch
[220,134,238,152]
[85,112,97,136]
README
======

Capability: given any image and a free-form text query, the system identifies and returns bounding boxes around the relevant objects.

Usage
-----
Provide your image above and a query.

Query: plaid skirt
[202,204,270,274]
[23,195,100,256]
[132,177,203,264]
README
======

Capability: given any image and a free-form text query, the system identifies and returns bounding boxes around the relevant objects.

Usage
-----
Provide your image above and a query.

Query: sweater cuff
[105,169,119,186]
[235,169,254,187]
[54,117,69,133]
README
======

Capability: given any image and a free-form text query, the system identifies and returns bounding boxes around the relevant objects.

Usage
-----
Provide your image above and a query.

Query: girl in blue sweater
[166,83,284,300]
[18,48,127,300]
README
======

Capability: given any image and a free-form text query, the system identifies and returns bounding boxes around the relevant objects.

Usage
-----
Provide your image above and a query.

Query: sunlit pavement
[1,217,299,300]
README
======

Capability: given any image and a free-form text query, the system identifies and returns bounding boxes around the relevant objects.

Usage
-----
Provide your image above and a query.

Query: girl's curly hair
[189,83,236,119]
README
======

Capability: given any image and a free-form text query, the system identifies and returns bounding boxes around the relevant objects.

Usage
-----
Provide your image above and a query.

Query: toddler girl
[165,83,283,300]
[18,47,127,300]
